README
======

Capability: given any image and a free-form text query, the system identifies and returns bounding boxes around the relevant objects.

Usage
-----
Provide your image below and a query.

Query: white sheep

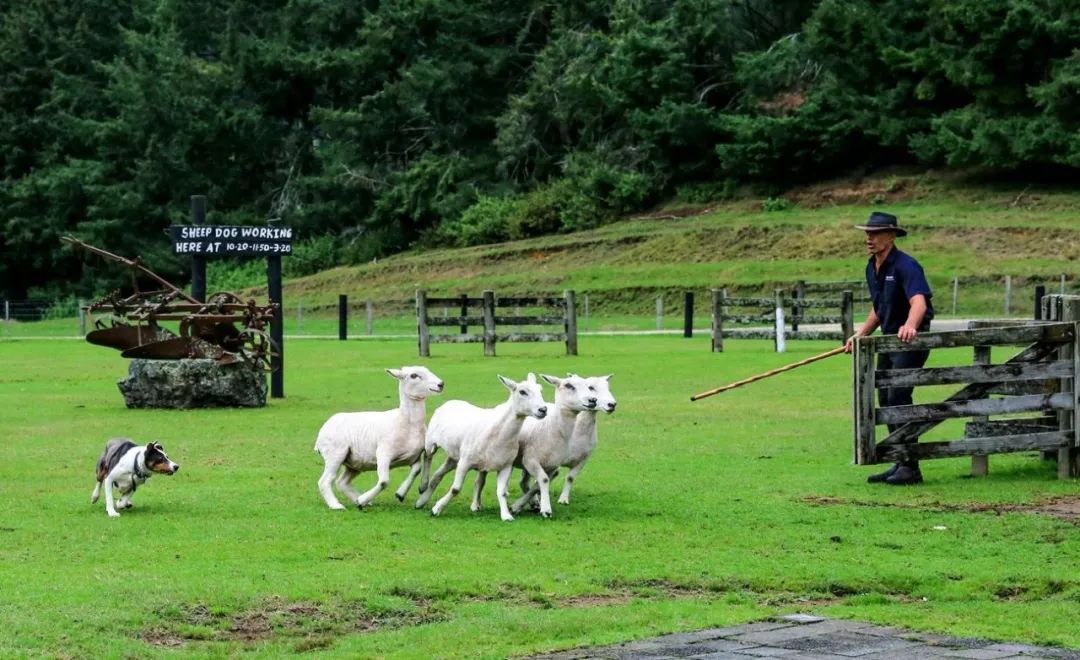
[502,374,597,518]
[314,366,444,510]
[422,374,547,521]
[528,374,617,506]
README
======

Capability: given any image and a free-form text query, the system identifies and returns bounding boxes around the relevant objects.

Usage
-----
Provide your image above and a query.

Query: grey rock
[118,358,266,408]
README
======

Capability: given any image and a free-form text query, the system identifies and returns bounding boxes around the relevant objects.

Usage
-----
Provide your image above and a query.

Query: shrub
[430,196,518,247]
[761,196,793,212]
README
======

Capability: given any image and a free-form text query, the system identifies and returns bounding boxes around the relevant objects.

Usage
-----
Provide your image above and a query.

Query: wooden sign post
[169,195,292,398]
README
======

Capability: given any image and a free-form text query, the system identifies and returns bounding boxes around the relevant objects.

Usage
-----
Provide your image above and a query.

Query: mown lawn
[1,335,1078,658]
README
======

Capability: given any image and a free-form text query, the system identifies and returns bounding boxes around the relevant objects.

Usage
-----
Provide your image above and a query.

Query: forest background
[3,0,1079,300]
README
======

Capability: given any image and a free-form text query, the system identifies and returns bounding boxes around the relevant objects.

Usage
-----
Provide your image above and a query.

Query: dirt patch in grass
[802,494,1080,523]
[142,595,443,649]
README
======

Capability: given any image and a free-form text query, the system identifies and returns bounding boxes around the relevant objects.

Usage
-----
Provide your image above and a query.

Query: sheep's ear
[386,368,404,379]
[497,374,516,390]
[603,374,613,382]
[526,372,537,384]
[540,373,561,386]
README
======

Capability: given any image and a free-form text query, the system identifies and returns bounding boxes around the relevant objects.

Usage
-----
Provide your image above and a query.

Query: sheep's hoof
[541,510,552,519]
[501,514,514,522]
[328,503,346,511]
[558,498,570,505]
[395,492,405,502]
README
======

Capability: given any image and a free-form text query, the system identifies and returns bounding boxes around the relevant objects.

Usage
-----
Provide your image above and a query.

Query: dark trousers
[877,347,930,465]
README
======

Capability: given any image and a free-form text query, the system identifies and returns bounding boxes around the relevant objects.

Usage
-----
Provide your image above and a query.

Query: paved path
[531,616,1080,659]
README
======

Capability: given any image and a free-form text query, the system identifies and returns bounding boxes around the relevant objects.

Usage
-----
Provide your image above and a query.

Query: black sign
[169,225,293,256]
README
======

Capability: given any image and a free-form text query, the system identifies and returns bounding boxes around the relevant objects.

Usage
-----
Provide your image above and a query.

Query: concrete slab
[526,617,1080,660]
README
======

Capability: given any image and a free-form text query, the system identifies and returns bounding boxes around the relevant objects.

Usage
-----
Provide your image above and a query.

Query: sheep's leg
[519,469,532,495]
[355,452,392,507]
[418,448,434,495]
[317,446,349,510]
[470,471,487,512]
[415,457,454,509]
[336,466,363,503]
[431,462,470,517]
[512,461,553,517]
[395,460,422,501]
[558,459,588,505]
[495,465,514,522]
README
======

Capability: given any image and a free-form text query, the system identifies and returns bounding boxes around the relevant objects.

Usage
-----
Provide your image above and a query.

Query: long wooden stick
[691,346,847,401]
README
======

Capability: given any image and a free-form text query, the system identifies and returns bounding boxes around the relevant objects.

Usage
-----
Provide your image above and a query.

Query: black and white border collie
[91,438,179,517]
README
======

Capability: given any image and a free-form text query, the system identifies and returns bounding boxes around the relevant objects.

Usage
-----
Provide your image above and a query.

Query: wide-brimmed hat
[853,211,907,237]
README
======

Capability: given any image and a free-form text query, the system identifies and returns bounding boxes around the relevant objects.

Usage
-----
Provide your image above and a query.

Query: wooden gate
[852,294,1079,478]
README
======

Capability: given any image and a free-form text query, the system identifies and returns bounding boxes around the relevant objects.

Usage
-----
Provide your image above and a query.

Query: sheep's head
[387,366,444,399]
[498,372,547,419]
[570,373,617,414]
[540,373,596,412]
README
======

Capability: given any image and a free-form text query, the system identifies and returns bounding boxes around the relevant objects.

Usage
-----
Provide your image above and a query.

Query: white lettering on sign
[170,225,293,257]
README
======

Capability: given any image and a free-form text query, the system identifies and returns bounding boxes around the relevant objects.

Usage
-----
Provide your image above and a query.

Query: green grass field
[2,334,1079,658]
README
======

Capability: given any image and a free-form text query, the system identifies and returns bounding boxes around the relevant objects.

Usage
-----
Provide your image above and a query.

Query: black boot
[885,462,923,485]
[867,463,900,483]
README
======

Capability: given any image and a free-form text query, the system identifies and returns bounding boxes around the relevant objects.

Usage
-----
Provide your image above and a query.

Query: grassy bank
[2,335,1079,657]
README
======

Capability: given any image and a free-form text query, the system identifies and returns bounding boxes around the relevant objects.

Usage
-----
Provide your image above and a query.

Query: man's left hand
[898,324,918,342]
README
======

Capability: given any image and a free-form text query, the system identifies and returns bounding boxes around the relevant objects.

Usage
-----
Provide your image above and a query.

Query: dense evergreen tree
[1,0,1076,298]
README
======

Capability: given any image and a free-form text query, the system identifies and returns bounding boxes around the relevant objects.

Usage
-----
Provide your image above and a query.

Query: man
[843,211,934,485]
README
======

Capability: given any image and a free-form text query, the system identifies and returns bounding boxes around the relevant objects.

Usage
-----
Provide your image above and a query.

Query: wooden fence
[853,294,1079,478]
[709,288,855,352]
[416,289,577,357]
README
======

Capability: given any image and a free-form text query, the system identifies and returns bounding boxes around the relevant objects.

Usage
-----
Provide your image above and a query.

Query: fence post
[459,293,468,335]
[971,345,992,477]
[482,290,496,357]
[1034,285,1046,321]
[416,290,430,357]
[190,195,207,303]
[583,293,589,331]
[296,298,303,336]
[952,275,958,315]
[841,290,854,341]
[564,290,578,356]
[3,299,8,321]
[773,288,786,353]
[792,280,806,332]
[853,336,877,464]
[656,295,663,331]
[1059,296,1079,478]
[1062,274,1067,294]
[78,300,86,336]
[1004,276,1012,316]
[366,299,374,335]
[338,294,348,340]
[710,288,724,353]
[683,291,694,338]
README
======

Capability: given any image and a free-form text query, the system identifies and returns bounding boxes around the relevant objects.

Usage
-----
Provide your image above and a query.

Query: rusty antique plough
[62,236,279,370]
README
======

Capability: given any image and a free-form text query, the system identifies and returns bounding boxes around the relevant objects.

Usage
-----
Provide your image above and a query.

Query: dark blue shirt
[865,247,934,334]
